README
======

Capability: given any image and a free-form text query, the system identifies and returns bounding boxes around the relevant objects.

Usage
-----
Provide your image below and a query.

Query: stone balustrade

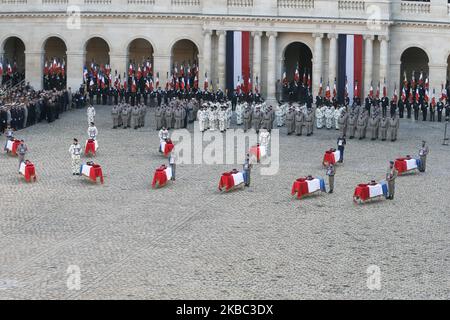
[338,0,365,11]
[171,0,200,6]
[277,0,314,9]
[84,0,112,4]
[227,0,253,8]
[127,0,155,4]
[1,0,27,4]
[400,1,431,14]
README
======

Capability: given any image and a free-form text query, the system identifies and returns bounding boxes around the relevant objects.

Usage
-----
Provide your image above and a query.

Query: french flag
[337,34,363,104]
[226,31,250,94]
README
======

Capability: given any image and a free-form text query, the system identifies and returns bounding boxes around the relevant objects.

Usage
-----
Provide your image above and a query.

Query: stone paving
[0,105,449,299]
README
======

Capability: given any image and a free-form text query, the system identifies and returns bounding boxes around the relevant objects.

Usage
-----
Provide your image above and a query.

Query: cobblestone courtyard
[0,106,449,299]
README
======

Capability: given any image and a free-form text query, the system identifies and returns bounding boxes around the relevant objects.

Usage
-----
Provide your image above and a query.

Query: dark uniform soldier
[429,100,436,122]
[437,98,444,122]
[381,95,389,117]
[386,161,398,200]
[285,107,295,135]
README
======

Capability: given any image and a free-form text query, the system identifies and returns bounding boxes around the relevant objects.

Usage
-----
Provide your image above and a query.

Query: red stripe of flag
[241,31,250,93]
[353,35,363,100]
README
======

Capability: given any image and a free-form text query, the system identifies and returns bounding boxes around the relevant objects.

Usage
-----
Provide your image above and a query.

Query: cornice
[0,12,449,29]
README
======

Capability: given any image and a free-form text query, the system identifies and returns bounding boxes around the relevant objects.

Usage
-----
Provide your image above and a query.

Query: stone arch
[400,46,429,89]
[282,41,313,102]
[1,36,26,84]
[84,36,110,66]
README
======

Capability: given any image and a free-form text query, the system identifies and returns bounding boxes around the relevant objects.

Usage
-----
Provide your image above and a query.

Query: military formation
[111,103,148,129]
[1,83,71,133]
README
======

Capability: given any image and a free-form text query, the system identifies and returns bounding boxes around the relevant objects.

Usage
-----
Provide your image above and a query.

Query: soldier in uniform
[285,107,295,135]
[17,140,28,169]
[413,100,420,121]
[155,105,164,130]
[252,106,262,134]
[437,98,444,122]
[165,105,174,129]
[381,94,389,118]
[356,112,366,140]
[294,109,304,136]
[326,163,335,194]
[347,112,357,139]
[243,105,252,132]
[263,109,273,132]
[243,153,252,187]
[336,135,346,163]
[69,138,82,175]
[389,114,399,142]
[87,122,98,140]
[429,100,436,122]
[174,106,182,130]
[379,115,389,141]
[121,104,129,129]
[369,114,379,140]
[418,140,429,172]
[111,105,119,129]
[131,105,140,129]
[324,105,334,129]
[337,109,348,137]
[386,161,398,200]
[218,106,227,132]
[87,104,96,125]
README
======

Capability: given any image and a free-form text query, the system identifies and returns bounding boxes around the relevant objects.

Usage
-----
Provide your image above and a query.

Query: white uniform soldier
[315,105,324,128]
[197,107,205,132]
[218,106,227,132]
[325,106,335,129]
[159,127,169,142]
[209,106,217,131]
[226,102,232,129]
[69,138,82,175]
[87,105,96,125]
[87,123,98,140]
[236,102,244,125]
[259,129,271,149]
[275,105,284,127]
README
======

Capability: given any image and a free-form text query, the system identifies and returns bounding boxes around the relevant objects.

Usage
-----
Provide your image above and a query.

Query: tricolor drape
[337,34,363,104]
[226,31,250,94]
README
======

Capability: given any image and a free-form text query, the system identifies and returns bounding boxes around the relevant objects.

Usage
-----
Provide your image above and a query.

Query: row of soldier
[110,103,147,129]
[155,98,201,130]
[1,84,71,133]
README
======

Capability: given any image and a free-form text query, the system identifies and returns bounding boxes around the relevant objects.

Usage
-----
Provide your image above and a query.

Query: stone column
[363,35,374,96]
[153,54,171,89]
[266,31,278,105]
[252,31,262,88]
[25,50,44,90]
[201,29,213,86]
[429,63,448,95]
[379,35,389,94]
[327,33,338,85]
[217,30,226,91]
[312,33,324,97]
[66,51,85,91]
[109,52,127,80]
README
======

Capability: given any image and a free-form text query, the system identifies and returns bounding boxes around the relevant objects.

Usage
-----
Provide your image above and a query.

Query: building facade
[1,0,450,104]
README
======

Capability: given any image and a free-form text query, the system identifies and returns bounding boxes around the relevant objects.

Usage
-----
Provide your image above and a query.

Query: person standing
[87,104,96,125]
[243,153,253,187]
[168,152,176,181]
[386,161,398,200]
[111,105,119,129]
[326,163,335,193]
[337,135,346,163]
[17,139,28,169]
[87,122,98,140]
[419,140,429,172]
[69,138,82,175]
[389,114,399,142]
[379,116,389,141]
